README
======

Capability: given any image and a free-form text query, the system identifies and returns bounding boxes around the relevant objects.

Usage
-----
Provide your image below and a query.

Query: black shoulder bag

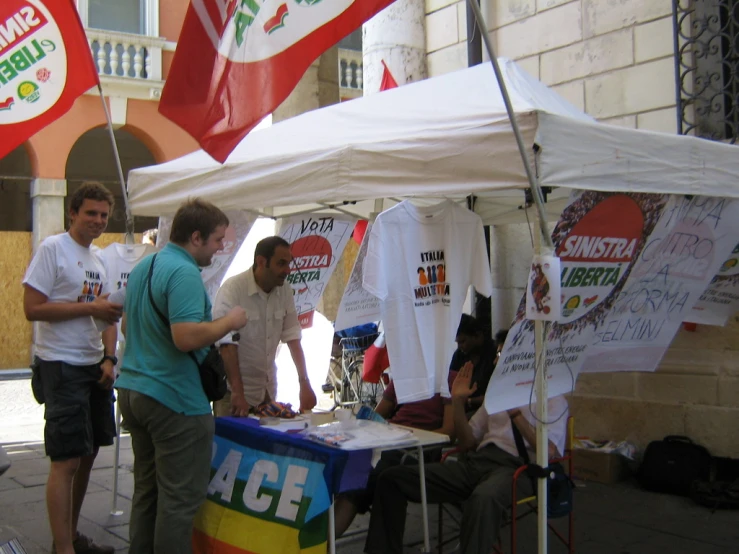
[146,254,227,402]
[511,415,574,518]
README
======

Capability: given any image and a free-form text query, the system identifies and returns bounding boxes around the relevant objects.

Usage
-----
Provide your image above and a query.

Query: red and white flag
[379,59,398,91]
[159,0,397,163]
[0,0,99,160]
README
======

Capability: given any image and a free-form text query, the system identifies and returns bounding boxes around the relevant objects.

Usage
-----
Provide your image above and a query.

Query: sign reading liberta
[0,0,99,158]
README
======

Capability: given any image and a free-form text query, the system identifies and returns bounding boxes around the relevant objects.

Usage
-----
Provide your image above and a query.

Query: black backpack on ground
[638,435,711,496]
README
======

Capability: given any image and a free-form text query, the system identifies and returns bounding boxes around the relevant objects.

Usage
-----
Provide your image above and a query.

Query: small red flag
[159,0,397,163]
[0,0,99,159]
[379,60,398,91]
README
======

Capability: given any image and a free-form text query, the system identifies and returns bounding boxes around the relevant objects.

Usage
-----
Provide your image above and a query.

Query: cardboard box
[573,449,631,483]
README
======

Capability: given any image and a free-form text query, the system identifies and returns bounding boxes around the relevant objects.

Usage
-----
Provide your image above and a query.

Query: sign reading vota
[194,0,355,62]
[556,195,644,323]
[0,0,67,124]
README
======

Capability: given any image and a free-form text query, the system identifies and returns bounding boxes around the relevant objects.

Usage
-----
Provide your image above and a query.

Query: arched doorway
[0,145,33,231]
[65,127,158,234]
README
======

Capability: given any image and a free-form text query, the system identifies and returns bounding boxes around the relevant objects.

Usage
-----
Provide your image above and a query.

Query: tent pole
[96,84,134,241]
[466,2,553,553]
[465,0,552,249]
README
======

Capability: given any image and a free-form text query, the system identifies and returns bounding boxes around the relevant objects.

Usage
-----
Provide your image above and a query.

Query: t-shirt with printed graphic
[363,200,493,403]
[101,243,158,343]
[22,232,109,365]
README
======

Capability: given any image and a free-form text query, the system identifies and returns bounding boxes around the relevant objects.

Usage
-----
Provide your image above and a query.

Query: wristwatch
[102,355,118,366]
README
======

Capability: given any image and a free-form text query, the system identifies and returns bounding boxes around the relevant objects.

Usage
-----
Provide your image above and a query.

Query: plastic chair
[437,417,575,554]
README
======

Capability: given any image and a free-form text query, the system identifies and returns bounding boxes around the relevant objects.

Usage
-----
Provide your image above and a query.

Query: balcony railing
[339,48,363,95]
[86,28,166,82]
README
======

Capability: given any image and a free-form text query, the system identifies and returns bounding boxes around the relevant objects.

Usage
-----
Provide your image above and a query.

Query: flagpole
[465,2,553,554]
[96,84,134,243]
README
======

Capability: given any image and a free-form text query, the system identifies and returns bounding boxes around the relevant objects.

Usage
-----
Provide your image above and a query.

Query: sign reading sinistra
[159,0,397,163]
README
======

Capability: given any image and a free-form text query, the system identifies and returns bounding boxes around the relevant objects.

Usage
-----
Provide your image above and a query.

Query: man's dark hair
[69,182,115,213]
[254,236,290,267]
[169,198,229,244]
[456,314,483,337]
[495,329,509,345]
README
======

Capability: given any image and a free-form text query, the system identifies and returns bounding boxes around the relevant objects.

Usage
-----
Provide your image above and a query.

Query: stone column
[362,0,427,95]
[31,178,67,252]
[272,46,340,123]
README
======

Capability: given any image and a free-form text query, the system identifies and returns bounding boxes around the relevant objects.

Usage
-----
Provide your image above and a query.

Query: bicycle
[322,332,385,410]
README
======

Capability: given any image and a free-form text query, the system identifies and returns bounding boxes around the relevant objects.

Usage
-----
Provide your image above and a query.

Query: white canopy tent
[124,58,739,553]
[128,58,739,222]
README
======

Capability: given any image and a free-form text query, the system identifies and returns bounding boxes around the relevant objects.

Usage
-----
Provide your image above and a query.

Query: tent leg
[110,393,124,516]
[534,319,549,554]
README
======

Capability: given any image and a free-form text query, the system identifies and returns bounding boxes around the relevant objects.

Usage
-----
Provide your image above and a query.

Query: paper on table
[260,414,310,433]
[303,420,418,450]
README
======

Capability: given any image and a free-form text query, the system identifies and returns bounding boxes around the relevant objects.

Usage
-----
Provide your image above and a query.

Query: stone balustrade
[86,28,166,82]
[339,48,363,93]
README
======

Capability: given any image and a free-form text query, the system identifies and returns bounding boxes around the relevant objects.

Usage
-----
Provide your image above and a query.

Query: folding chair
[437,417,575,554]
[500,416,575,554]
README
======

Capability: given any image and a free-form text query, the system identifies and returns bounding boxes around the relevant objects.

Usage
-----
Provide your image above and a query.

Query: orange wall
[126,100,198,161]
[28,95,107,178]
[160,0,190,42]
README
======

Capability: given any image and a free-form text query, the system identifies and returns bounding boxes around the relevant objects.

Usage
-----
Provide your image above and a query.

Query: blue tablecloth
[215,417,373,496]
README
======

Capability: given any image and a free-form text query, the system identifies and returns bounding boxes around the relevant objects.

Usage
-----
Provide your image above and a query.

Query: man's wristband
[102,355,118,366]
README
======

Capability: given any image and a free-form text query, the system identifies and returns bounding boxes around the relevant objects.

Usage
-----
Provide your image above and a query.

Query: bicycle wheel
[347,359,383,409]
[340,357,360,406]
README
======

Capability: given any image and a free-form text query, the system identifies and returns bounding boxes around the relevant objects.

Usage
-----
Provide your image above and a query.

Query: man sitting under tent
[364,362,568,554]
[449,314,498,414]
[332,368,458,536]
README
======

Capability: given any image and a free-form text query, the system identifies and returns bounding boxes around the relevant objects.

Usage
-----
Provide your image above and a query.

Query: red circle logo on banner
[290,235,333,271]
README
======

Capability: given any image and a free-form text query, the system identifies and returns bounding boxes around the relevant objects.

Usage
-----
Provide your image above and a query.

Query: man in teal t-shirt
[116,199,247,554]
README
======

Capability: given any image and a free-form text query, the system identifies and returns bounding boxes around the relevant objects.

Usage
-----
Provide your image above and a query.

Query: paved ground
[2,377,738,553]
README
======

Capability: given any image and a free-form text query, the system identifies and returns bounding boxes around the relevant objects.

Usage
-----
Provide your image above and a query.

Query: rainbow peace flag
[193,433,331,554]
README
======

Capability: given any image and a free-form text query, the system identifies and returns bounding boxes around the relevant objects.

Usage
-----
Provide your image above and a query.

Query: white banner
[685,242,739,326]
[485,193,739,415]
[334,222,381,331]
[278,214,357,328]
[583,196,739,371]
[156,210,257,301]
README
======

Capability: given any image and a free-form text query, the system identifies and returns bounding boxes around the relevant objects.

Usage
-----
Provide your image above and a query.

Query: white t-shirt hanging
[22,233,109,366]
[101,243,158,342]
[363,200,493,403]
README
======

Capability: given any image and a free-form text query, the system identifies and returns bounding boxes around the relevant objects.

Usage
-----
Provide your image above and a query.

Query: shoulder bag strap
[511,417,531,465]
[146,254,201,368]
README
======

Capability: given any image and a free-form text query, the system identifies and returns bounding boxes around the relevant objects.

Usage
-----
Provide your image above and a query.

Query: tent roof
[128,58,739,223]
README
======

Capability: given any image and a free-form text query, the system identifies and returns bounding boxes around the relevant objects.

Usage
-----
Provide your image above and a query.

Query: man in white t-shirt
[23,182,123,554]
[364,363,569,554]
[213,236,317,416]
